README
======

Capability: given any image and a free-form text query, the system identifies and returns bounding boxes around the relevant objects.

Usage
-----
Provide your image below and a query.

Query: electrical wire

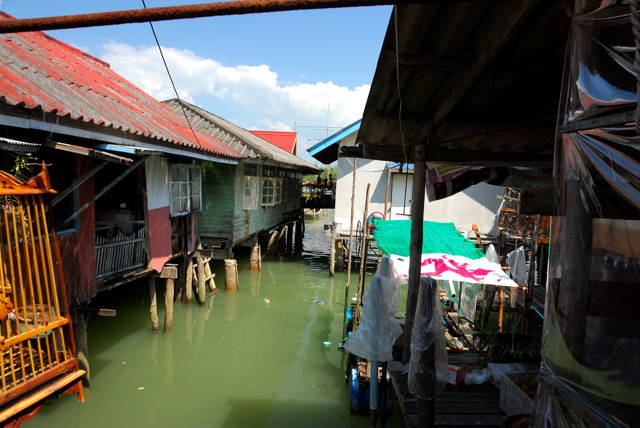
[141,0,201,147]
[394,6,409,164]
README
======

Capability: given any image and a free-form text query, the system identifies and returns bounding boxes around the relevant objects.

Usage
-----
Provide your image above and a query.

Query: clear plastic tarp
[343,257,403,362]
[408,277,449,399]
[532,2,640,426]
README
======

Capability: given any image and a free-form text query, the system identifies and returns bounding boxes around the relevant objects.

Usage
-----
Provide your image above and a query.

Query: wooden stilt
[185,256,194,304]
[164,277,174,331]
[278,225,286,250]
[149,276,159,332]
[225,258,239,291]
[204,258,216,292]
[286,222,294,253]
[267,230,278,256]
[336,239,345,272]
[403,144,427,363]
[249,242,262,271]
[497,286,504,333]
[196,255,206,304]
[73,312,91,386]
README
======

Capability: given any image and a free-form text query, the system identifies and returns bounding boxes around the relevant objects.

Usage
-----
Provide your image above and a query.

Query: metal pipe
[0,0,419,33]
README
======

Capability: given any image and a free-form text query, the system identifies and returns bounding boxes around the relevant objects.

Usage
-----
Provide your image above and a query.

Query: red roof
[250,130,297,154]
[0,13,241,159]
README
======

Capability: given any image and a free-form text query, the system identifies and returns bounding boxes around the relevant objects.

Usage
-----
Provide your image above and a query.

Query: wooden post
[403,144,427,363]
[352,183,371,333]
[497,286,504,333]
[185,256,194,304]
[286,222,294,253]
[341,158,357,340]
[160,264,178,331]
[295,211,304,251]
[225,258,239,291]
[329,221,337,276]
[414,277,436,428]
[196,255,206,304]
[267,230,278,256]
[73,312,91,386]
[149,276,159,332]
[278,225,287,250]
[164,278,174,331]
[249,242,262,271]
[203,258,216,292]
[336,239,345,272]
[383,163,392,219]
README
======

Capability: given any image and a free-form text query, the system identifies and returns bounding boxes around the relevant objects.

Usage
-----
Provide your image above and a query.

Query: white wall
[335,162,504,236]
[388,172,503,234]
[334,157,389,233]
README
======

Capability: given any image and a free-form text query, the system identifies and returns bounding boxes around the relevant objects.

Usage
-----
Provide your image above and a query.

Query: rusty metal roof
[357,2,569,168]
[164,99,320,173]
[0,12,242,160]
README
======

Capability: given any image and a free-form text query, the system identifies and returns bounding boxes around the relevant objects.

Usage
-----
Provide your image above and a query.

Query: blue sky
[0,1,392,163]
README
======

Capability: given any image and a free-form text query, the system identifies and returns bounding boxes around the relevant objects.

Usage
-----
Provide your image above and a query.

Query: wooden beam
[50,160,108,207]
[426,0,542,137]
[41,140,133,165]
[58,156,145,228]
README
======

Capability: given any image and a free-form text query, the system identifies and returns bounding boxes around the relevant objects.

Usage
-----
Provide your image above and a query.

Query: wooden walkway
[389,352,506,427]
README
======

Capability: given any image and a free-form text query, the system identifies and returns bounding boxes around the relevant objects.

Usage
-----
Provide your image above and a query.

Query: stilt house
[164,99,320,258]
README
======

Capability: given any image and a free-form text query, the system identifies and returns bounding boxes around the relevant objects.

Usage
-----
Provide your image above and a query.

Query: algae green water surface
[26,213,405,428]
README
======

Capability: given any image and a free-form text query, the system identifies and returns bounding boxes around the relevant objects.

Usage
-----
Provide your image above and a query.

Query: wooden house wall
[233,164,300,244]
[199,163,301,246]
[144,155,172,272]
[198,162,237,242]
[58,156,96,305]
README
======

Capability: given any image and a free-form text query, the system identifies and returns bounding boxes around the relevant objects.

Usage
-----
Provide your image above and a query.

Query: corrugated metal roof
[308,119,361,164]
[249,130,297,154]
[163,99,320,173]
[0,12,242,160]
[357,3,566,167]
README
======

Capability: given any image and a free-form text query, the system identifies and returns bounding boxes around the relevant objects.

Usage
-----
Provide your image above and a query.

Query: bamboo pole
[341,158,357,340]
[351,183,371,333]
[149,277,159,332]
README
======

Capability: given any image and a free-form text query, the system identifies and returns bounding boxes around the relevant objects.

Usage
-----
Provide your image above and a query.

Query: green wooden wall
[199,163,301,246]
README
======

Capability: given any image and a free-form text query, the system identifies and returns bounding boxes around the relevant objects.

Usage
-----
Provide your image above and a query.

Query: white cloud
[100,42,368,135]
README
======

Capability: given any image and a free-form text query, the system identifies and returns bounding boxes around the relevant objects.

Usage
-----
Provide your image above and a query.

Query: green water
[25,214,405,428]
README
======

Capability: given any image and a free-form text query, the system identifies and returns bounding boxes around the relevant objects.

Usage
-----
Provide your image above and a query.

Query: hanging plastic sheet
[343,257,403,362]
[532,2,640,425]
[408,277,449,399]
[458,283,479,322]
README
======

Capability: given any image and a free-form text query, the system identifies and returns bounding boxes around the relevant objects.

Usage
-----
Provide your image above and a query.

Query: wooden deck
[389,352,506,427]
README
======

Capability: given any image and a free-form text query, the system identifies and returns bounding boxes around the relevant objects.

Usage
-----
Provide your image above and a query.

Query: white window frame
[170,164,202,217]
[243,175,258,210]
[261,178,275,207]
[274,178,282,205]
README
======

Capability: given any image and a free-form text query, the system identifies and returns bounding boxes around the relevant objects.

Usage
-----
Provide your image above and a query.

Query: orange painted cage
[0,164,84,426]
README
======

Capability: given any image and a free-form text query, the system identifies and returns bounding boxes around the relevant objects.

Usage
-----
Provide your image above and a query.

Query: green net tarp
[372,219,484,259]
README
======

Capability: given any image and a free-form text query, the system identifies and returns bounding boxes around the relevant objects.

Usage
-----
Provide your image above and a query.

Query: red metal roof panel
[249,130,297,154]
[0,12,242,159]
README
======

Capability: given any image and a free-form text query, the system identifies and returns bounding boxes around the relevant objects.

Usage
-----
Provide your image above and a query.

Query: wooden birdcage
[0,164,84,426]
